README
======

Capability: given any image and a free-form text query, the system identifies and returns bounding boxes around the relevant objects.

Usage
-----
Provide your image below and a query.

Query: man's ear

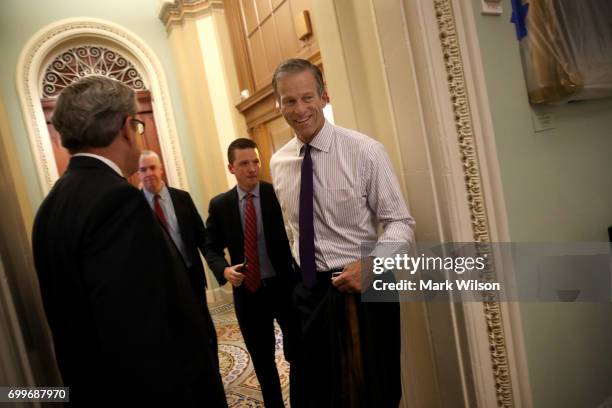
[119,117,132,143]
[322,90,330,105]
[228,163,235,175]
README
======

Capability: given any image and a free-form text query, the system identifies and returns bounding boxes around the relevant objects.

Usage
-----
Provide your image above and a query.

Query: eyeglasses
[130,118,146,135]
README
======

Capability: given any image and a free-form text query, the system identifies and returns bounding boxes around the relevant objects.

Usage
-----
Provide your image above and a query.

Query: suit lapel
[169,188,189,241]
[227,186,244,246]
[260,183,273,247]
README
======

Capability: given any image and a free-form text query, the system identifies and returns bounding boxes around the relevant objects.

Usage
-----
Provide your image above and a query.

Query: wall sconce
[294,10,313,41]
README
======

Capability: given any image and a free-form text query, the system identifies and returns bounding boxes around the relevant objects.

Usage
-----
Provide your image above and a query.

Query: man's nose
[294,100,307,115]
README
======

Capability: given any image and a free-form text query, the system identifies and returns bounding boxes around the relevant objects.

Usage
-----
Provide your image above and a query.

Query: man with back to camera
[137,150,219,361]
[32,75,227,406]
[269,59,416,407]
[204,138,300,408]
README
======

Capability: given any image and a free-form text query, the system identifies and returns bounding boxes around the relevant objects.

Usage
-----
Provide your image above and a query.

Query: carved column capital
[158,0,224,30]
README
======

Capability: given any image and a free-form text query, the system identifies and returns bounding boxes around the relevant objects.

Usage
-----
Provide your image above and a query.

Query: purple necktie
[299,144,316,287]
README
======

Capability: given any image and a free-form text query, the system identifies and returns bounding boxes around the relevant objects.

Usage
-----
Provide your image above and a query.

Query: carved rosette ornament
[41,45,146,98]
[433,0,514,406]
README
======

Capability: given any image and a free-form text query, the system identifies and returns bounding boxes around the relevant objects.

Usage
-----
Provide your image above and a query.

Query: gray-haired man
[32,75,227,406]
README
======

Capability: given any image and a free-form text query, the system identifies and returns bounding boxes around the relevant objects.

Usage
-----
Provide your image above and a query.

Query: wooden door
[249,115,296,182]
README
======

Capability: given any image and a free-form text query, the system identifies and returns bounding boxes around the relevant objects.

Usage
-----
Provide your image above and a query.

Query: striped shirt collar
[294,120,334,155]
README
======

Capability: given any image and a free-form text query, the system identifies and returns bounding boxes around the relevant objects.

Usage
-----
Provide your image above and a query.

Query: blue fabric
[510,0,529,41]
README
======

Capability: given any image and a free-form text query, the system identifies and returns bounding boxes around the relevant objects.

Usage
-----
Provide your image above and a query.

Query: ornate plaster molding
[433,1,514,406]
[158,0,224,29]
[16,17,188,195]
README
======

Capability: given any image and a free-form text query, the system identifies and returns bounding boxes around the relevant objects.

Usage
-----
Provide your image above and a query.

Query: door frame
[310,0,534,406]
[16,17,189,194]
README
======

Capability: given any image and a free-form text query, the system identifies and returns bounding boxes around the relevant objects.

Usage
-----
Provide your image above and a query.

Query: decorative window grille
[41,45,146,98]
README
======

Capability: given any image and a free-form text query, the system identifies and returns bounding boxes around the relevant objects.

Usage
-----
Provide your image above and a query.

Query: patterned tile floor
[210,302,291,407]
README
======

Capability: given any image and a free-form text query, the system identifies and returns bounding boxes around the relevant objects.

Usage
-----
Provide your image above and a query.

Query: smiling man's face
[277,70,328,144]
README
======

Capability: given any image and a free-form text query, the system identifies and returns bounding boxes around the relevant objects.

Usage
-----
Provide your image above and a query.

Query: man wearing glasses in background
[32,75,227,406]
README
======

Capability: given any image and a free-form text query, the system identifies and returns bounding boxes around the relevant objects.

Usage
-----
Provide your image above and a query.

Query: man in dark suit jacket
[205,138,300,408]
[138,151,209,303]
[32,76,227,407]
[138,150,218,358]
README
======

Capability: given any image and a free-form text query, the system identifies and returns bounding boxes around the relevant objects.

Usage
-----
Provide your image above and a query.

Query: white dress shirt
[270,120,415,271]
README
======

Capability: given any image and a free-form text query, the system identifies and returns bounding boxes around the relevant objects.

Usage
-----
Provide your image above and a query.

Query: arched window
[17,18,187,194]
[41,45,147,98]
[40,45,166,187]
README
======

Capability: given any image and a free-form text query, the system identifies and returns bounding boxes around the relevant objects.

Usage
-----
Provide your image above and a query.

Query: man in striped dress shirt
[270,59,415,407]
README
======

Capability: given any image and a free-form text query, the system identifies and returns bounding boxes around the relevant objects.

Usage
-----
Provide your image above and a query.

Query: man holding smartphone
[204,138,300,408]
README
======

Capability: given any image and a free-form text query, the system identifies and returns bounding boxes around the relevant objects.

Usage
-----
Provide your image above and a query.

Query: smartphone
[237,259,248,271]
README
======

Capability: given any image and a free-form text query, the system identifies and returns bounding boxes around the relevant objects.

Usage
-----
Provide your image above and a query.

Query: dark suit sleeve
[81,185,221,400]
[189,196,206,255]
[185,192,207,254]
[204,196,229,285]
[261,182,295,279]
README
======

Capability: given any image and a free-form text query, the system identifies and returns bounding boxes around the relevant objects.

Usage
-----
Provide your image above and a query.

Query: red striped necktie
[243,192,261,292]
[153,194,168,229]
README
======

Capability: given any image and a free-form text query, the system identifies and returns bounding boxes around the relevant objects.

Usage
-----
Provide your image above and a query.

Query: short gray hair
[52,75,137,152]
[139,150,160,163]
[272,59,325,99]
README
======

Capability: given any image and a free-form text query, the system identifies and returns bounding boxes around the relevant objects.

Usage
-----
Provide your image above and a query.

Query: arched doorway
[40,44,168,188]
[17,17,188,195]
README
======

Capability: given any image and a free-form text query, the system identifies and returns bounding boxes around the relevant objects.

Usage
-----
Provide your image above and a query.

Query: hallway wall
[0,0,207,216]
[470,1,612,407]
[471,3,612,244]
[0,0,226,385]
[0,94,61,387]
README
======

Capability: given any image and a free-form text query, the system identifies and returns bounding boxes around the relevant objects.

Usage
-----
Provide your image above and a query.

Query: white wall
[0,0,206,215]
[471,1,612,407]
